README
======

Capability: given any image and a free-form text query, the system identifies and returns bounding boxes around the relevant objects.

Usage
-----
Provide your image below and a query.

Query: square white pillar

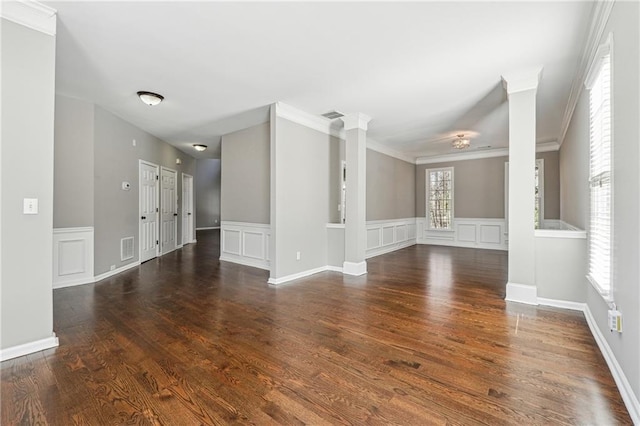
[341,113,370,276]
[502,68,542,305]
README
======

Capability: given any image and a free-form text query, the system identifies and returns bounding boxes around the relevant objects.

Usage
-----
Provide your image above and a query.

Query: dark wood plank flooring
[1,229,631,424]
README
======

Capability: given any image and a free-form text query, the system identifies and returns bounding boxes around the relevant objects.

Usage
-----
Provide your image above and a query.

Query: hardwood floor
[1,230,631,425]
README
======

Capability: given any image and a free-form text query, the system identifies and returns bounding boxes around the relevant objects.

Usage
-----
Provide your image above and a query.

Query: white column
[502,68,542,305]
[341,113,371,276]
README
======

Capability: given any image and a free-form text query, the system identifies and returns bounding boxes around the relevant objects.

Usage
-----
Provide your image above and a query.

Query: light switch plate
[23,198,38,214]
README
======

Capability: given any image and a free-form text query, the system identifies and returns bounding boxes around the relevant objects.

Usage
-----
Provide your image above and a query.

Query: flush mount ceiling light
[137,91,164,106]
[452,134,471,150]
[193,144,207,152]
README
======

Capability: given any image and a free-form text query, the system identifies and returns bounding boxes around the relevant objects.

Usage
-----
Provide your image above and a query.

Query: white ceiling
[48,1,594,160]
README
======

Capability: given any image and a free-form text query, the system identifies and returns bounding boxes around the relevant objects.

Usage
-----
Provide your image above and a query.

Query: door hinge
[156,175,159,180]
[156,207,159,212]
[156,240,159,245]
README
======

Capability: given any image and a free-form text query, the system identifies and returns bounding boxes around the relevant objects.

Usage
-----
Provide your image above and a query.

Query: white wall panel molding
[220,221,270,270]
[365,218,417,259]
[0,335,59,362]
[53,227,94,289]
[417,218,507,251]
[1,0,57,36]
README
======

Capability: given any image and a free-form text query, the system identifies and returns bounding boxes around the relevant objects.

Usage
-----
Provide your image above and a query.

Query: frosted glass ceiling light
[137,91,164,106]
[193,144,207,152]
[452,134,471,149]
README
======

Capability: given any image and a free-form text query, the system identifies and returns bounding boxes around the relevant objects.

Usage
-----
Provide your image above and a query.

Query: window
[426,167,453,229]
[585,35,613,298]
[503,159,544,230]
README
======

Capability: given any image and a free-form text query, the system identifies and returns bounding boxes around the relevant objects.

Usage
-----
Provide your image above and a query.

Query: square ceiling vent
[321,110,344,120]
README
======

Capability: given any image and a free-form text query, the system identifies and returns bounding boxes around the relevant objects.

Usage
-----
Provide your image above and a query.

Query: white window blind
[427,168,453,229]
[586,41,612,297]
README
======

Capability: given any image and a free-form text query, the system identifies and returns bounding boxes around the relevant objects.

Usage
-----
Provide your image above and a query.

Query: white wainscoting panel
[417,218,507,251]
[220,221,270,270]
[365,218,417,259]
[53,227,94,289]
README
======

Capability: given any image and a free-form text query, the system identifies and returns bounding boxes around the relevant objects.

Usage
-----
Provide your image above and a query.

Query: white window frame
[426,167,454,230]
[584,33,614,300]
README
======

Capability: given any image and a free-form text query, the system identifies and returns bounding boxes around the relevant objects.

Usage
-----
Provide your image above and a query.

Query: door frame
[139,160,160,262]
[160,166,178,255]
[182,173,194,245]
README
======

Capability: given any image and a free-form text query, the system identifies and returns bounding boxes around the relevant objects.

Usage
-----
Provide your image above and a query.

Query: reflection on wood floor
[1,229,631,424]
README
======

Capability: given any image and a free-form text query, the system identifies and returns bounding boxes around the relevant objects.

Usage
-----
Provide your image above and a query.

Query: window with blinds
[427,167,454,229]
[585,36,612,298]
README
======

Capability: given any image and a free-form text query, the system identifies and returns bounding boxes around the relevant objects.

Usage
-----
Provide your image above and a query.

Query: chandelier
[452,134,471,150]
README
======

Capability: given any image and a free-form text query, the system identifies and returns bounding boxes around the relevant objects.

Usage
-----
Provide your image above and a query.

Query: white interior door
[182,173,194,245]
[139,161,159,263]
[161,167,177,255]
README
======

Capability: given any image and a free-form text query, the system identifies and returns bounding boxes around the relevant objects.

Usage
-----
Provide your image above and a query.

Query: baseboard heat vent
[121,237,135,261]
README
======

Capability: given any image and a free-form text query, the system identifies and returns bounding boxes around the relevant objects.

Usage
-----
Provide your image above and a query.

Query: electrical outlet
[132,139,136,146]
[296,251,301,261]
[110,265,116,271]
[23,198,38,214]
[608,310,622,332]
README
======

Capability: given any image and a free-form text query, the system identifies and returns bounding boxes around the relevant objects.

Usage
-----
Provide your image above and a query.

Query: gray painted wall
[221,122,270,224]
[195,159,221,228]
[1,19,56,349]
[561,0,639,401]
[367,149,416,221]
[54,95,94,228]
[271,117,338,278]
[93,106,196,275]
[415,151,560,220]
[560,94,589,230]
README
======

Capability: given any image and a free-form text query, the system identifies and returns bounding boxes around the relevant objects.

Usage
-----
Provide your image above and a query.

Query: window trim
[584,33,614,301]
[425,167,454,231]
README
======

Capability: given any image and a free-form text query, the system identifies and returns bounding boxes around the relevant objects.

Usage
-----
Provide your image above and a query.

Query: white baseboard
[196,226,220,230]
[53,276,95,289]
[268,266,328,285]
[343,261,367,276]
[537,297,586,311]
[0,335,59,362]
[219,254,269,271]
[94,261,141,283]
[584,305,640,424]
[366,239,416,259]
[505,282,538,305]
[325,265,343,273]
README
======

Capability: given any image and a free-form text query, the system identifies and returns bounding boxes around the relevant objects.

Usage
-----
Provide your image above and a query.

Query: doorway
[139,160,160,263]
[161,167,178,255]
[182,173,194,245]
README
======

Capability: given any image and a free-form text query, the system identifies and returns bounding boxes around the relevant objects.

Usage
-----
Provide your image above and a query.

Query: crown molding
[0,0,57,36]
[366,139,416,164]
[536,140,561,153]
[274,102,344,139]
[558,0,615,146]
[415,140,559,165]
[416,148,510,165]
